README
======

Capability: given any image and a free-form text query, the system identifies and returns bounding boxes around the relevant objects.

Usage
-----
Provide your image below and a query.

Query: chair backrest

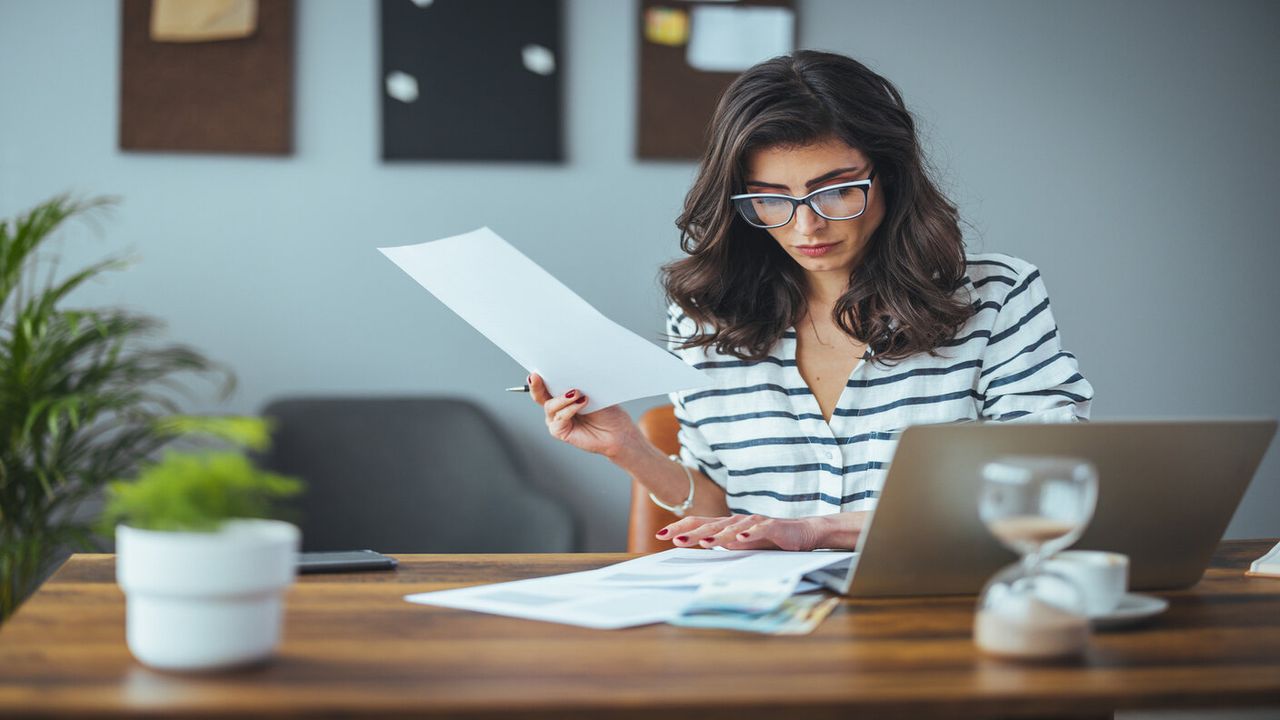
[629,404,682,553]
[258,396,575,553]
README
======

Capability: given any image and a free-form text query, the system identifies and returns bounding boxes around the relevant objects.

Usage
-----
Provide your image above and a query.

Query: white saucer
[1090,593,1169,629]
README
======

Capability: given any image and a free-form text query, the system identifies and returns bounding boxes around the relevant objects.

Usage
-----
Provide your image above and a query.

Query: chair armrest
[627,405,682,553]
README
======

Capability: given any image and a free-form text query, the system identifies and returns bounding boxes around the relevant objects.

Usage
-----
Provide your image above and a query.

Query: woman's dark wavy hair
[661,50,972,363]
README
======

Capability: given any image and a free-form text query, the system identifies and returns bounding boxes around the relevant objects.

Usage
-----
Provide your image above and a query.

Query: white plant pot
[116,519,300,672]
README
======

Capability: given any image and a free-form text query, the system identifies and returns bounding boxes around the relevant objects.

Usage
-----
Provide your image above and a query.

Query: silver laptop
[807,419,1277,596]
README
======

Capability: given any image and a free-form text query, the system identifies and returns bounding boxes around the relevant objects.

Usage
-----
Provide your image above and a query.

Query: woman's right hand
[528,373,640,459]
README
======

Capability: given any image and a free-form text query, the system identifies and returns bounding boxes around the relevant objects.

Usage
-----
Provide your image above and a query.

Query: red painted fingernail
[565,390,576,398]
[675,535,689,543]
[700,537,715,544]
[738,532,750,539]
[527,374,532,384]
[575,396,587,404]
[656,528,669,537]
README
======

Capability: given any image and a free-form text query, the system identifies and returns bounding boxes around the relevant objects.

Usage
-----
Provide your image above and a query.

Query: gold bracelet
[648,454,695,517]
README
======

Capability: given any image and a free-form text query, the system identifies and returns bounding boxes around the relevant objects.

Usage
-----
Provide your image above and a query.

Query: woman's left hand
[655,512,869,551]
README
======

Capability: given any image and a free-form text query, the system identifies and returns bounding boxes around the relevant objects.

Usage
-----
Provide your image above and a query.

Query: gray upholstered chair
[257,397,575,553]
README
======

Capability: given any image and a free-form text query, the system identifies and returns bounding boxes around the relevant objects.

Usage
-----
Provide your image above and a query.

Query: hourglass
[973,456,1099,660]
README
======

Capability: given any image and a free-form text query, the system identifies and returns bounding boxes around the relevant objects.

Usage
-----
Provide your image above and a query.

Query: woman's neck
[805,270,850,320]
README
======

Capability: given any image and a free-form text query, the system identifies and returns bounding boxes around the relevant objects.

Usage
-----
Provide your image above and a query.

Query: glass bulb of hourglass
[973,456,1099,660]
[980,456,1098,567]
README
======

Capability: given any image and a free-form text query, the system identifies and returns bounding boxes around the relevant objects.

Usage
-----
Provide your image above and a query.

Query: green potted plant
[0,195,230,621]
[102,416,302,672]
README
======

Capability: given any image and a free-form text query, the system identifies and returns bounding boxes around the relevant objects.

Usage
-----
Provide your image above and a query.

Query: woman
[527,50,1092,551]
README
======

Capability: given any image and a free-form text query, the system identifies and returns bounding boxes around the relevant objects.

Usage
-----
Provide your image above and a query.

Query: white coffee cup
[1044,550,1129,616]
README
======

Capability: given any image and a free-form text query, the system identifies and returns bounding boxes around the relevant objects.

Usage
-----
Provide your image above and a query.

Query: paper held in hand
[378,227,711,412]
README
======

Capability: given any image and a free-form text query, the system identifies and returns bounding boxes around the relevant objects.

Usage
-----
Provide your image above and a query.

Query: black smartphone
[298,549,398,574]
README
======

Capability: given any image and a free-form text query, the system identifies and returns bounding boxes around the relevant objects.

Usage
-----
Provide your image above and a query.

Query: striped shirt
[665,253,1093,518]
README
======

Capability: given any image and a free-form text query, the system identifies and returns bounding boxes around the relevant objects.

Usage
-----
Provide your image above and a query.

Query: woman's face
[743,136,884,282]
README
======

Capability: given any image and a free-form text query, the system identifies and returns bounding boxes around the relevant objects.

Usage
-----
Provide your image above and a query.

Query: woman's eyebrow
[745,166,864,191]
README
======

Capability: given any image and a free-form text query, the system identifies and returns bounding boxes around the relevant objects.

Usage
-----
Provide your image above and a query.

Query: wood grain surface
[0,541,1277,719]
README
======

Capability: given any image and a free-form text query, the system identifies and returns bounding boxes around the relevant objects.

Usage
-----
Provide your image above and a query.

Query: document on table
[405,569,693,630]
[404,549,857,629]
[574,547,856,588]
[379,227,710,412]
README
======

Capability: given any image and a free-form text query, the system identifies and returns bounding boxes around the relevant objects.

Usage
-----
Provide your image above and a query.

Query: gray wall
[1,0,1277,551]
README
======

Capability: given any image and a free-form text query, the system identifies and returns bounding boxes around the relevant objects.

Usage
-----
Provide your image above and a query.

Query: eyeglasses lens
[740,197,793,227]
[811,186,867,220]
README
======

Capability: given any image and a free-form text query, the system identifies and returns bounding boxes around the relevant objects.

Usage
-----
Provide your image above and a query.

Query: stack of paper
[404,548,856,633]
[1247,540,1280,579]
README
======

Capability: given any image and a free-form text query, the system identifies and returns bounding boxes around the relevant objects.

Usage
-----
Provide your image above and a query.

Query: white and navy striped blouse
[665,253,1093,519]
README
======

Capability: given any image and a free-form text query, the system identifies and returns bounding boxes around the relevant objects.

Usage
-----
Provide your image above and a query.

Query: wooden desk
[0,540,1277,719]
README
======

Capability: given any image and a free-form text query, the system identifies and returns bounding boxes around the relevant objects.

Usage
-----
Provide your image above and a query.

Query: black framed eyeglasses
[730,169,877,229]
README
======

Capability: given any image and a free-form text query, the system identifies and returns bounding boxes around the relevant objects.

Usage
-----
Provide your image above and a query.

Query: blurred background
[1,0,1277,552]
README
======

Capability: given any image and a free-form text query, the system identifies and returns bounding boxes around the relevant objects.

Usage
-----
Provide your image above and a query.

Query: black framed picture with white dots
[380,0,563,162]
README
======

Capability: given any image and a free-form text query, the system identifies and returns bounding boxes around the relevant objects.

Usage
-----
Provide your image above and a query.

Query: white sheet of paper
[405,569,694,629]
[403,549,853,629]
[575,548,857,588]
[379,227,710,412]
[686,5,795,73]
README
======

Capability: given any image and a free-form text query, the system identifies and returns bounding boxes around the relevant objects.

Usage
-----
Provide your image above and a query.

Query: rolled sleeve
[665,302,730,489]
[977,264,1094,422]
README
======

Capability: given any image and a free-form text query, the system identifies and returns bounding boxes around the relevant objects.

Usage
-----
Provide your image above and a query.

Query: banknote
[670,592,840,635]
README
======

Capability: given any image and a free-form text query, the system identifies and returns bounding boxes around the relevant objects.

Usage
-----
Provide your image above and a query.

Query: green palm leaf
[0,195,231,622]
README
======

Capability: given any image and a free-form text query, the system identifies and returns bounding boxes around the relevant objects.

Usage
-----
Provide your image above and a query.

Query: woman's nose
[793,204,826,235]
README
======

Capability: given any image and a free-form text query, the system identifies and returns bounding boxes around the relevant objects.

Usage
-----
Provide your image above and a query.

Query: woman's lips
[796,243,837,257]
